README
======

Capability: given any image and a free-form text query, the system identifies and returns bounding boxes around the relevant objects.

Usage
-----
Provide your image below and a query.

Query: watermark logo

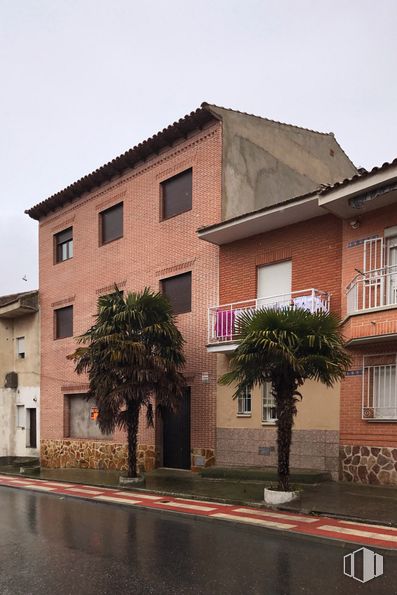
[343,547,383,583]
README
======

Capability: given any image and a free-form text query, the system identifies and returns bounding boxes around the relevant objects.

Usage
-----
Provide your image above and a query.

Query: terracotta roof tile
[25,106,217,220]
[26,102,355,221]
[320,157,397,195]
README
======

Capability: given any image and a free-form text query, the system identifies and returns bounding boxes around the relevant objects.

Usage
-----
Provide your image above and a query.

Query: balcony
[346,265,397,315]
[208,288,330,347]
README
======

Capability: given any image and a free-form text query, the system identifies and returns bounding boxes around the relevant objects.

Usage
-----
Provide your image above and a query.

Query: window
[16,336,25,359]
[161,272,191,315]
[257,261,292,308]
[100,203,123,244]
[16,405,25,428]
[262,383,277,424]
[363,353,397,420]
[55,227,73,262]
[67,394,110,440]
[237,388,252,415]
[161,168,192,220]
[55,305,73,339]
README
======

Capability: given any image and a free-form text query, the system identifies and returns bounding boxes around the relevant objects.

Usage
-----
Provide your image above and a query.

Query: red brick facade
[219,214,342,316]
[217,201,397,484]
[338,202,397,483]
[38,122,222,470]
[31,104,397,484]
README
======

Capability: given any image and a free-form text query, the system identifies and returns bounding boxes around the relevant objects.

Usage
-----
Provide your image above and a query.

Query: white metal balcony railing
[346,264,397,315]
[208,288,330,344]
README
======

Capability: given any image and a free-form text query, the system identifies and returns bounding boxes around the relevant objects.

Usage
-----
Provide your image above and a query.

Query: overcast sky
[1,0,396,295]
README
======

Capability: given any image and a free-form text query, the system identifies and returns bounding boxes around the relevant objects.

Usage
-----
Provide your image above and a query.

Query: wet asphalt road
[0,486,396,595]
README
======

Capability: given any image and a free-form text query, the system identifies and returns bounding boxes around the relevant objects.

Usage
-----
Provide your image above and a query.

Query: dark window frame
[161,271,192,315]
[160,168,193,221]
[54,227,73,264]
[54,305,73,340]
[99,202,124,246]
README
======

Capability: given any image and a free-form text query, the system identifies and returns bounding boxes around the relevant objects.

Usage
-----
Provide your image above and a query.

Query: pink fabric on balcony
[216,309,235,339]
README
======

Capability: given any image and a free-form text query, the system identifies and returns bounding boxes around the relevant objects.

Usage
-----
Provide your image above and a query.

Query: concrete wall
[15,386,40,456]
[217,355,340,431]
[215,354,340,477]
[0,309,40,457]
[210,106,357,220]
[0,389,14,456]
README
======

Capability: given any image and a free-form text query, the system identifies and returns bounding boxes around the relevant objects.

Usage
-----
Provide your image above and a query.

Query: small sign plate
[90,407,99,421]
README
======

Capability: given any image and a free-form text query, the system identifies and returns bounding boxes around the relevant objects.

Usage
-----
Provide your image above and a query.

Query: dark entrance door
[29,409,37,448]
[163,388,191,469]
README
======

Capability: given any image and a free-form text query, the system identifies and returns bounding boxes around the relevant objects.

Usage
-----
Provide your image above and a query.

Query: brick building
[322,158,397,484]
[199,157,397,484]
[26,103,355,473]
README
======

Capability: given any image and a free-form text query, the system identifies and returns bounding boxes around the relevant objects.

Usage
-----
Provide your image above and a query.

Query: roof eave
[198,194,323,245]
[319,164,397,218]
[25,105,219,221]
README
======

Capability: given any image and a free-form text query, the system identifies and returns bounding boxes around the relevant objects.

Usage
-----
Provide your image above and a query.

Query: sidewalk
[1,473,397,551]
[281,480,397,526]
[2,464,397,527]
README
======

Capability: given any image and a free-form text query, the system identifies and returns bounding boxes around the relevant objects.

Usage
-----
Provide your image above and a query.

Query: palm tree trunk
[126,401,140,478]
[275,379,296,491]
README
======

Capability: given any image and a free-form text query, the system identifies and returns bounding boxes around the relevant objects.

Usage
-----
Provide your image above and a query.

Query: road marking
[23,485,56,491]
[176,497,232,506]
[67,488,104,495]
[41,482,75,488]
[159,501,217,512]
[233,508,317,523]
[318,524,397,543]
[340,520,397,533]
[95,495,141,505]
[0,474,396,549]
[114,492,162,500]
[77,485,115,492]
[213,512,296,529]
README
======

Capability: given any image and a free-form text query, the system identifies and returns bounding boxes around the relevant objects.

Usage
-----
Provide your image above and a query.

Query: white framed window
[257,260,292,308]
[362,353,397,420]
[237,388,252,416]
[262,383,277,424]
[16,405,25,428]
[16,336,25,359]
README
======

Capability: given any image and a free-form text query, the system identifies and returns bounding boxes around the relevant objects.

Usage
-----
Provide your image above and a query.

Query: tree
[219,307,350,491]
[68,287,186,478]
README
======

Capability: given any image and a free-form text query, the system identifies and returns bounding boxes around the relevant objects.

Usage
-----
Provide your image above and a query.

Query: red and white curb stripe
[1,473,396,550]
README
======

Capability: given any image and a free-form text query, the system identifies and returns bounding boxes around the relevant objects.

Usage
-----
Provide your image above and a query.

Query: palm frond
[69,287,187,435]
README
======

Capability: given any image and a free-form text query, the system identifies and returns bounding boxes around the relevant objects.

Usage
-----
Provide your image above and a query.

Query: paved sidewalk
[2,473,397,551]
[281,481,397,526]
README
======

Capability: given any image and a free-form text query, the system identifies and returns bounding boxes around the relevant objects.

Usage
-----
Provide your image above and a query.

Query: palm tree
[219,308,350,491]
[68,287,186,478]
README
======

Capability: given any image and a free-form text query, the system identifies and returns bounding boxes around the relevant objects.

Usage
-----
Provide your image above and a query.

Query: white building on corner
[0,291,40,459]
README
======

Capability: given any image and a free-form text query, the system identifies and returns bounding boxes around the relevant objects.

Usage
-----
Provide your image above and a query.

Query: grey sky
[1,0,396,294]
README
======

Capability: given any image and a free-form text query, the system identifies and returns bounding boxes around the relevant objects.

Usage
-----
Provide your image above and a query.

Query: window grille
[362,353,397,420]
